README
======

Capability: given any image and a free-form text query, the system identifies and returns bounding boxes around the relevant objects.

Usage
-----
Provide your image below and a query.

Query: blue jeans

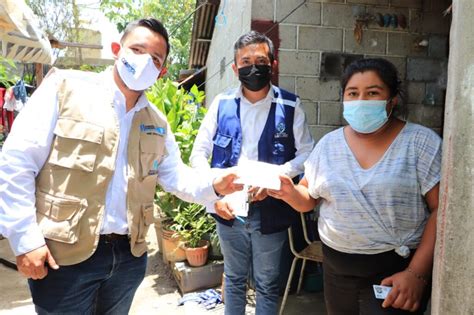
[28,236,147,315]
[218,205,287,315]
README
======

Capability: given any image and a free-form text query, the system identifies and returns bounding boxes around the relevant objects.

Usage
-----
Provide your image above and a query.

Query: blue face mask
[343,100,390,134]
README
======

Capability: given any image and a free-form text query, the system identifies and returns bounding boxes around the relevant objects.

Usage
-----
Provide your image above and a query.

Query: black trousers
[322,244,431,315]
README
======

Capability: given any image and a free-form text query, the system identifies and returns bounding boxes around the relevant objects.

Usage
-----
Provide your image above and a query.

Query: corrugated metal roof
[188,0,220,69]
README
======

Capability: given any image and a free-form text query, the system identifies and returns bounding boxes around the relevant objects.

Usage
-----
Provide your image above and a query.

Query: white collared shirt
[190,85,314,212]
[0,69,218,255]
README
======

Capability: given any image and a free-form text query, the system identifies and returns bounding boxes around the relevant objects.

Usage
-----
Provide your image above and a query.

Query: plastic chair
[279,212,323,315]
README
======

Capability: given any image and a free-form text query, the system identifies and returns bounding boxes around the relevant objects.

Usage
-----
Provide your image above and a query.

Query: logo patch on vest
[148,160,160,175]
[140,124,166,136]
[275,122,288,138]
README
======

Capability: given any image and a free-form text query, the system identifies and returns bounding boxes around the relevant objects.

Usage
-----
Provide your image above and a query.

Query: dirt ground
[0,226,327,315]
[0,227,261,315]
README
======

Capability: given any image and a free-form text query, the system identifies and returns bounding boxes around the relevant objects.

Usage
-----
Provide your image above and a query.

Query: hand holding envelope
[266,175,297,202]
[219,160,282,219]
[233,159,282,190]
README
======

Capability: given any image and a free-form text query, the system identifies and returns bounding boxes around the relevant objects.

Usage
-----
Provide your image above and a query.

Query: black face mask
[238,64,272,92]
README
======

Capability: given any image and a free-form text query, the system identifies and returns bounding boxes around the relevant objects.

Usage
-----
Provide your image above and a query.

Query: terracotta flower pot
[161,224,186,263]
[184,240,209,267]
[154,218,165,254]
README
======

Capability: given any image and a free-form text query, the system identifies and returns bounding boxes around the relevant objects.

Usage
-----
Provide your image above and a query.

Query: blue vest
[210,86,299,234]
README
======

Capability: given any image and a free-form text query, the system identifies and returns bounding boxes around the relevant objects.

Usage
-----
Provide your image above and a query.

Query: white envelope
[223,187,248,217]
[233,159,282,190]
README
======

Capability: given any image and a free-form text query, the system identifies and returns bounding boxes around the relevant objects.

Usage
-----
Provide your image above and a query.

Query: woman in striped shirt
[269,58,441,315]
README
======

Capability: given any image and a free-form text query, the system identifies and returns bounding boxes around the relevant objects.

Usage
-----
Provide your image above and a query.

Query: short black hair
[121,18,170,58]
[233,31,275,64]
[341,58,407,118]
[341,58,401,99]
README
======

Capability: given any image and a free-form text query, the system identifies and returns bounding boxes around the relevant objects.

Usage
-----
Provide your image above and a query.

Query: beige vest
[35,68,167,265]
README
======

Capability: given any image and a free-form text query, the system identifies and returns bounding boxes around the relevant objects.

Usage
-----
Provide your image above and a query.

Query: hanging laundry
[3,87,16,111]
[8,83,26,112]
[2,87,16,132]
[13,79,27,104]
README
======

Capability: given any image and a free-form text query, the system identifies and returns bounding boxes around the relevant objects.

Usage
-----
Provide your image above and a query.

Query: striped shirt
[305,122,442,255]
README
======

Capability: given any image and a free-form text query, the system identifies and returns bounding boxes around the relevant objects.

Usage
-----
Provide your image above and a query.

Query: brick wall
[257,0,451,141]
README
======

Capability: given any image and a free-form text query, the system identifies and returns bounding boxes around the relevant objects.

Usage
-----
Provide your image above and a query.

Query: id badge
[373,285,392,299]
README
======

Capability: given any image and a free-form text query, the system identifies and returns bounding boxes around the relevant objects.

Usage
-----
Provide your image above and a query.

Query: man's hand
[248,186,268,202]
[380,269,426,312]
[212,173,244,196]
[214,200,235,220]
[16,245,59,280]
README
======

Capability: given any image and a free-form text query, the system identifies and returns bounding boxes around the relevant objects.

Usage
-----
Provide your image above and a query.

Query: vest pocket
[49,118,104,172]
[139,134,166,179]
[35,191,88,244]
[136,203,155,243]
[212,133,232,165]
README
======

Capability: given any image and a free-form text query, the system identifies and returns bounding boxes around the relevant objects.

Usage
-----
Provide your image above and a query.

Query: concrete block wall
[265,0,451,141]
[204,0,450,142]
[205,0,252,104]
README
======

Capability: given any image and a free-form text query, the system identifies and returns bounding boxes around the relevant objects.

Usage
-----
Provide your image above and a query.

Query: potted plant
[173,204,215,267]
[154,190,184,262]
[146,80,208,263]
[155,200,187,263]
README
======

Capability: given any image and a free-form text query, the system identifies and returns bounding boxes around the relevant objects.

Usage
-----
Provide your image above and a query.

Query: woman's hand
[267,175,297,203]
[268,176,318,212]
[381,183,438,311]
[381,269,426,312]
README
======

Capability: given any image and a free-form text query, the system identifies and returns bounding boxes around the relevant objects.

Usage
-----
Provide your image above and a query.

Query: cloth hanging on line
[13,79,27,104]
[0,88,14,133]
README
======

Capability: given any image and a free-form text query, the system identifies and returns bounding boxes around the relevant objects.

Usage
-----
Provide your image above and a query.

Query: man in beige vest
[0,18,241,314]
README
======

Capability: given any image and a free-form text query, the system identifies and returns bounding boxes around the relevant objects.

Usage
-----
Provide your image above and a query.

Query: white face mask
[116,49,160,91]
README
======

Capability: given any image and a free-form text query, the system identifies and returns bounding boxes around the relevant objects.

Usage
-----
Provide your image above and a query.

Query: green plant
[147,80,213,248]
[147,80,206,156]
[147,79,208,227]
[79,64,108,73]
[172,203,216,248]
[100,0,195,80]
[26,0,77,42]
[0,56,17,88]
[209,228,220,249]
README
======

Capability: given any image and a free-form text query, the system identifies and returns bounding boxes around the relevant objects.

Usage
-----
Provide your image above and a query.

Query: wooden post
[35,63,43,86]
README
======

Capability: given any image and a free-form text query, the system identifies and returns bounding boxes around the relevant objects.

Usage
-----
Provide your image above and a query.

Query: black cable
[197,0,308,89]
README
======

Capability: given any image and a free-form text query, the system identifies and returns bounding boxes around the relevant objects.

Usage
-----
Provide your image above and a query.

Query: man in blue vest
[190,31,314,315]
